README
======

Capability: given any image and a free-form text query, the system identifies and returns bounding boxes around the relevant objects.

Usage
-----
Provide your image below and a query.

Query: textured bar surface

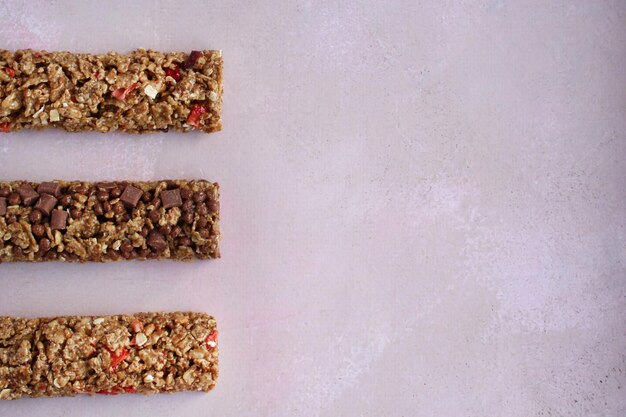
[0,312,219,400]
[0,49,222,133]
[0,180,220,262]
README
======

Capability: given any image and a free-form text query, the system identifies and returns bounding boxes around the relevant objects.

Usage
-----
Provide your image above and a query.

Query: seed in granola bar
[120,185,143,208]
[37,182,61,197]
[0,197,6,216]
[50,209,68,230]
[182,212,194,224]
[8,192,21,205]
[38,238,51,253]
[59,194,72,206]
[29,209,43,223]
[193,191,206,203]
[70,208,82,219]
[35,193,58,216]
[182,51,203,69]
[147,230,167,252]
[161,189,182,209]
[17,184,38,206]
[32,223,45,237]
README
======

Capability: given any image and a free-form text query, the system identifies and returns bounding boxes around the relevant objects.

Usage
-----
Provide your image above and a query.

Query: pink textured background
[1,1,625,416]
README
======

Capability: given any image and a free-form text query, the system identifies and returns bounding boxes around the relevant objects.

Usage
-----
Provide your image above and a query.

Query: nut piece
[53,376,69,388]
[93,317,105,325]
[49,109,60,122]
[135,332,147,346]
[0,389,11,399]
[144,84,158,99]
[144,374,154,383]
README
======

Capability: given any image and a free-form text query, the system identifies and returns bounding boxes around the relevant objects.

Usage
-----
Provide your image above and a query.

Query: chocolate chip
[97,190,109,202]
[103,201,112,213]
[8,192,20,206]
[161,189,182,209]
[44,251,57,261]
[94,202,104,216]
[70,208,82,219]
[37,182,61,197]
[32,223,45,237]
[29,209,42,223]
[208,199,219,213]
[140,226,150,238]
[147,230,167,252]
[50,209,68,230]
[197,216,208,228]
[6,214,17,224]
[110,187,122,199]
[38,237,51,253]
[108,250,121,261]
[13,246,23,257]
[113,202,125,215]
[158,225,171,235]
[0,197,6,216]
[0,187,9,198]
[17,184,39,206]
[193,191,206,203]
[74,186,87,195]
[120,185,143,207]
[178,236,192,247]
[120,241,133,253]
[142,191,152,203]
[59,194,72,206]
[34,193,57,216]
[171,225,181,237]
[182,212,194,224]
[197,203,208,216]
[199,228,211,239]
[180,188,193,200]
[137,248,149,258]
[148,210,160,223]
[182,200,193,212]
[151,197,161,210]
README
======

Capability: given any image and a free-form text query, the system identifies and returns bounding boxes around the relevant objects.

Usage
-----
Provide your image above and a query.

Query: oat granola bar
[0,312,219,400]
[0,49,222,133]
[0,180,220,262]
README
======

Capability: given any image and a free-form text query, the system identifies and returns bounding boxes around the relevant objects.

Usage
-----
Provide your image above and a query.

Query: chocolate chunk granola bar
[0,49,222,133]
[0,180,220,262]
[0,312,219,400]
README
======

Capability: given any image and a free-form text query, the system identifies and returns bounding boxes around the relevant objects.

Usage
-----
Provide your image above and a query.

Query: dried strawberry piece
[131,319,143,333]
[165,65,181,82]
[4,67,15,77]
[0,123,9,133]
[182,50,202,69]
[205,330,218,350]
[111,83,139,101]
[123,387,137,393]
[187,104,207,128]
[33,52,40,58]
[107,347,129,371]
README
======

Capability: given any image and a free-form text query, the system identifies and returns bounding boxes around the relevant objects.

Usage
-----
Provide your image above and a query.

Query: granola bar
[0,312,219,400]
[0,180,220,262]
[0,49,222,133]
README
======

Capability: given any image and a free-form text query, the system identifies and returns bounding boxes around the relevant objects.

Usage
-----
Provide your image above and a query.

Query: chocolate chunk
[0,197,6,216]
[97,182,117,190]
[161,189,182,209]
[50,209,68,230]
[34,193,58,216]
[17,184,39,206]
[120,185,143,207]
[37,182,61,197]
[147,230,167,252]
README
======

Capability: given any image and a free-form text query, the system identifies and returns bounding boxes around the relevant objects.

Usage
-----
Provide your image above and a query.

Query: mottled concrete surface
[0,1,624,416]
